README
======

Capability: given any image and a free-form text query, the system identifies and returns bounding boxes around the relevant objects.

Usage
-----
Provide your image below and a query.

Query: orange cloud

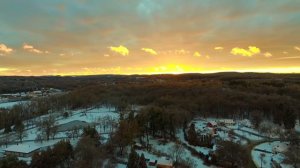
[214,46,224,50]
[295,46,300,52]
[23,44,44,54]
[231,46,261,57]
[109,45,129,56]
[0,43,13,55]
[193,51,201,57]
[141,48,157,55]
[264,52,272,58]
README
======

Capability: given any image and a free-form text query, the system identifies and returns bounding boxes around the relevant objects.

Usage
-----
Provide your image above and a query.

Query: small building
[133,142,143,150]
[207,121,217,128]
[4,144,40,158]
[219,119,235,126]
[149,159,157,166]
[157,157,173,168]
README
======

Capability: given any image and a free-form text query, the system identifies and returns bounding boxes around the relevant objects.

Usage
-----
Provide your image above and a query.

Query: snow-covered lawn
[56,107,119,126]
[0,106,119,164]
[234,130,264,141]
[251,141,292,168]
[188,119,249,145]
[0,101,29,109]
[148,137,213,168]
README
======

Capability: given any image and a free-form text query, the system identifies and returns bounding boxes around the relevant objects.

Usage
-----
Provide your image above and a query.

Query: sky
[0,0,300,76]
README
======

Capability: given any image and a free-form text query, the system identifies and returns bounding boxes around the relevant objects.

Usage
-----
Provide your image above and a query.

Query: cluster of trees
[46,75,299,130]
[31,140,73,168]
[2,73,300,136]
[2,126,109,168]
[0,155,28,168]
[0,96,65,132]
[215,141,250,168]
[127,148,147,168]
[0,73,300,167]
[36,116,57,141]
[136,106,190,140]
[284,131,300,167]
[186,123,213,148]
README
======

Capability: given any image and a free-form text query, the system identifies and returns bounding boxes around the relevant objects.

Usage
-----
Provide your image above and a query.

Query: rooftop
[4,144,40,154]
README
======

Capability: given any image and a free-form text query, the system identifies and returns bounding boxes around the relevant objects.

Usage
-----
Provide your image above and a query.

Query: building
[157,157,173,168]
[207,121,217,128]
[218,119,235,126]
[4,144,41,157]
[148,159,157,166]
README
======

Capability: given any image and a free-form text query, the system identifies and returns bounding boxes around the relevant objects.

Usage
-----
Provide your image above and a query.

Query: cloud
[283,51,288,54]
[193,51,201,57]
[23,44,43,54]
[141,48,157,55]
[276,56,300,60]
[0,43,13,55]
[109,45,129,56]
[295,46,300,52]
[175,49,190,55]
[231,46,261,57]
[264,52,272,58]
[0,68,15,72]
[214,47,224,50]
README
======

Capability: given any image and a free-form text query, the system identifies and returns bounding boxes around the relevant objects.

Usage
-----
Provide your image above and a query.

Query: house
[157,157,173,168]
[149,159,157,166]
[219,119,235,126]
[207,121,217,128]
[4,144,41,157]
[133,142,143,150]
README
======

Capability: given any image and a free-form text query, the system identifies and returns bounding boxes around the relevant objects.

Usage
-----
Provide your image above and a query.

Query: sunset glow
[0,0,300,76]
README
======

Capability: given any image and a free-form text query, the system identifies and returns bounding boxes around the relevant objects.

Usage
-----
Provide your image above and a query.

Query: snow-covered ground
[252,141,292,168]
[0,100,29,109]
[234,129,263,141]
[0,106,120,164]
[176,130,212,155]
[188,119,249,145]
[148,137,213,168]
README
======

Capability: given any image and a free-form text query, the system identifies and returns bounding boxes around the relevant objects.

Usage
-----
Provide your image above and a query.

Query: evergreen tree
[187,123,198,145]
[4,123,12,133]
[283,110,296,129]
[127,148,139,168]
[82,126,101,146]
[15,120,26,143]
[139,153,147,168]
[0,155,28,168]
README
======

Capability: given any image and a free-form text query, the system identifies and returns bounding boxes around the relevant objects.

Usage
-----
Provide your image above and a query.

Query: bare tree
[15,121,27,143]
[37,115,57,141]
[169,142,185,165]
[74,136,103,168]
[216,141,250,167]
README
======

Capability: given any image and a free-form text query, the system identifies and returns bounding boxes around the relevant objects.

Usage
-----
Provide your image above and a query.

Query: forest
[0,72,300,168]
